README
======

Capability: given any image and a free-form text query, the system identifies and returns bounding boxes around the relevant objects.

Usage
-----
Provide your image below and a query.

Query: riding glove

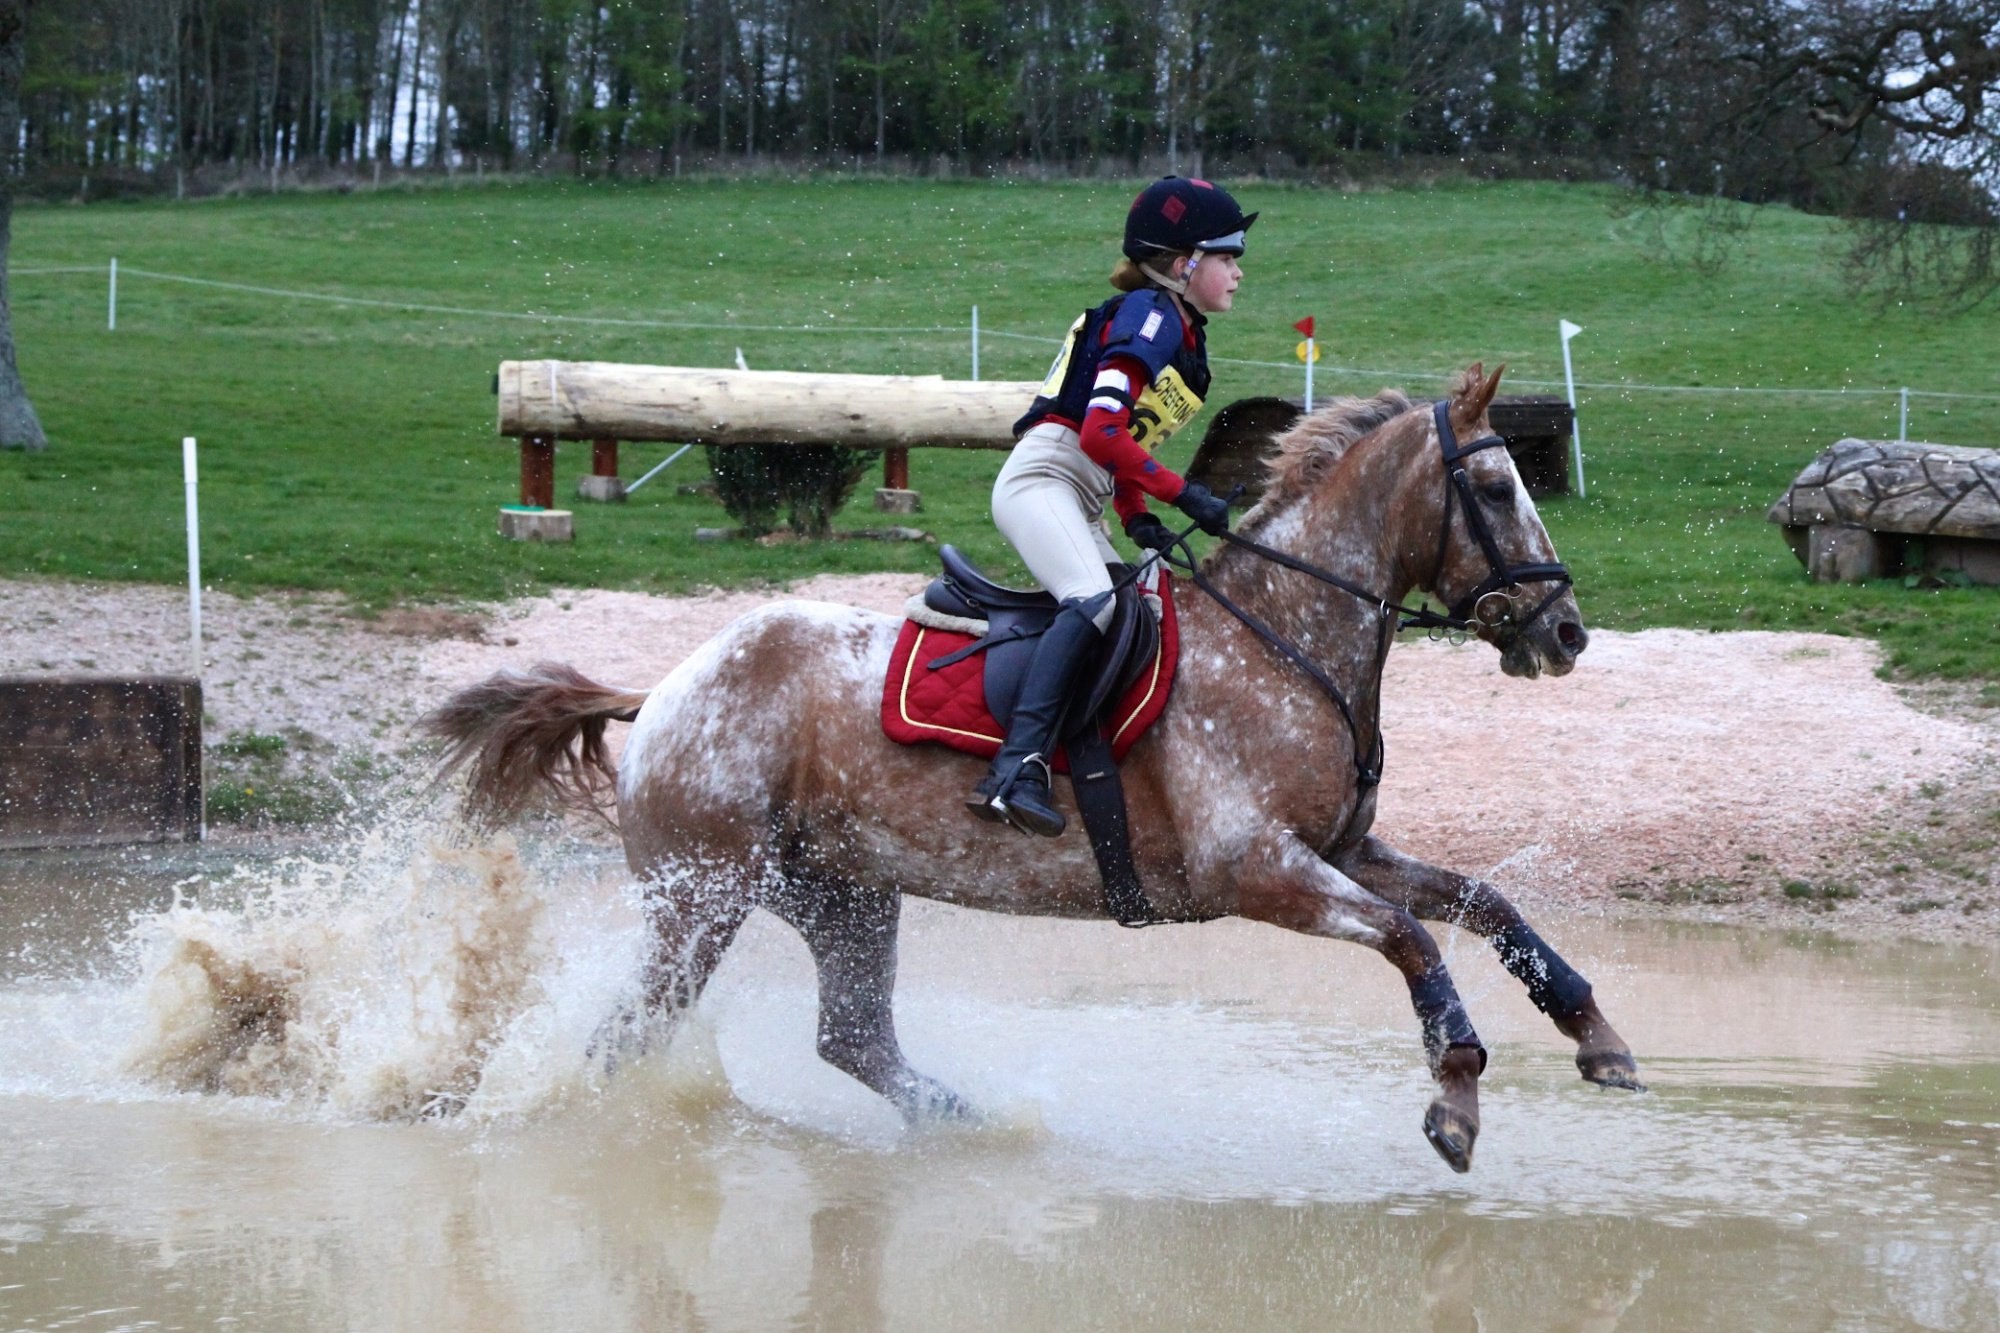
[1172,479,1232,535]
[1123,511,1178,553]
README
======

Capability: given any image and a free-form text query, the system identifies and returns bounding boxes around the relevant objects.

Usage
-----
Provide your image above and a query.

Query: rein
[1163,400,1574,790]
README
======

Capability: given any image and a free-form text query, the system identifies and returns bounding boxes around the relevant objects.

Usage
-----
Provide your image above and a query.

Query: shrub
[706,445,878,539]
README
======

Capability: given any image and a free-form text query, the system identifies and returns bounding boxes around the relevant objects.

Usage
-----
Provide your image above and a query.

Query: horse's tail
[423,661,651,826]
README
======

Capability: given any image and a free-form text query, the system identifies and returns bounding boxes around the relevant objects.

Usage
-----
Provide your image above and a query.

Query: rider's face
[1182,251,1242,314]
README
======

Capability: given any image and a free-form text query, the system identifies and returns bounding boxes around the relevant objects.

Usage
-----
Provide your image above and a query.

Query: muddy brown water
[1,838,1996,1331]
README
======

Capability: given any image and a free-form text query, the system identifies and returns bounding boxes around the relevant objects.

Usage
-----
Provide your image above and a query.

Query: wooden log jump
[494,360,1039,534]
[491,362,1586,541]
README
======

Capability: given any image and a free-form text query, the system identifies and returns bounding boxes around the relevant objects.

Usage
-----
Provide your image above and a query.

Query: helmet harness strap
[1139,258,1189,294]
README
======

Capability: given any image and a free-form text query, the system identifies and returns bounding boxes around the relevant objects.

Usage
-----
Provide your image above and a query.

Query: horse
[427,364,1643,1173]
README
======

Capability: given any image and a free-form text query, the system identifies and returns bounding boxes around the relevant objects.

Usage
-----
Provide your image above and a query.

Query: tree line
[19,1,2000,215]
[0,1,1995,449]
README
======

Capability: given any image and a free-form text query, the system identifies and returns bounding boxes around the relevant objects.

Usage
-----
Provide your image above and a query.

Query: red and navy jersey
[1013,289,1212,444]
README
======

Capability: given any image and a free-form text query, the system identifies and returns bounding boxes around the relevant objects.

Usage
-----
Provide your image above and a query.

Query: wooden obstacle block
[0,674,202,848]
[1769,439,2000,584]
[498,505,573,542]
[576,438,625,502]
[520,435,556,508]
[1805,524,1887,583]
[1186,395,1578,502]
[1486,397,1575,497]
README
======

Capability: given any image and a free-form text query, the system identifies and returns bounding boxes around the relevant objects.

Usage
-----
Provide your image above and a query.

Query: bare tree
[1606,1,2000,301]
[1779,2,2000,145]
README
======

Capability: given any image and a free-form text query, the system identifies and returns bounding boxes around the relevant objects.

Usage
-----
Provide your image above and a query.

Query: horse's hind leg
[1331,835,1644,1091]
[766,874,970,1123]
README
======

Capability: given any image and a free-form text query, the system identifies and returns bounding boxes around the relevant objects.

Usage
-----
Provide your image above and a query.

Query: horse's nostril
[1556,621,1588,656]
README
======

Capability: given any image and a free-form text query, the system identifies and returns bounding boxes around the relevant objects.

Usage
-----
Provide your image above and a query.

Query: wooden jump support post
[493,360,1037,541]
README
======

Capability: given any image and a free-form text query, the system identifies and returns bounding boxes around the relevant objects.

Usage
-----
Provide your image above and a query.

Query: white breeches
[992,422,1122,630]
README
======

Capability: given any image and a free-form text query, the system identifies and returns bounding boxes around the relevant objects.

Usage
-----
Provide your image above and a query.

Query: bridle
[1427,399,1574,636]
[1158,399,1574,789]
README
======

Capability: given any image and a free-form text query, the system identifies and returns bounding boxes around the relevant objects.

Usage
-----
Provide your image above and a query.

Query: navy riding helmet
[1123,176,1258,261]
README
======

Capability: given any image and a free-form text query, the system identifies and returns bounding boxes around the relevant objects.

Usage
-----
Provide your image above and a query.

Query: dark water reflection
[0,845,1995,1330]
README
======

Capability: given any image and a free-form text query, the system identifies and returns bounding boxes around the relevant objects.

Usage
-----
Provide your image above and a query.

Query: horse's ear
[1455,361,1505,425]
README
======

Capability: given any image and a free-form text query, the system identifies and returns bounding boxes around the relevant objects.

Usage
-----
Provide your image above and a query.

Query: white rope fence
[19,259,2000,408]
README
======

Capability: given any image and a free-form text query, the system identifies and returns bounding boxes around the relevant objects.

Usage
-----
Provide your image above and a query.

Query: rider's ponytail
[1109,258,1151,291]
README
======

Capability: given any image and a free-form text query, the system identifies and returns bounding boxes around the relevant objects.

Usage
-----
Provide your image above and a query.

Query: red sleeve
[1111,478,1154,525]
[1078,355,1186,518]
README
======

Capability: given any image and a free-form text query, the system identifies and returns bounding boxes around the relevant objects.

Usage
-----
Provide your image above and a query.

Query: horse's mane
[1254,388,1413,516]
[1254,366,1488,519]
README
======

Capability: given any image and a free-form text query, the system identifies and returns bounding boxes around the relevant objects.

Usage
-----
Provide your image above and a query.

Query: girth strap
[1065,727,1220,928]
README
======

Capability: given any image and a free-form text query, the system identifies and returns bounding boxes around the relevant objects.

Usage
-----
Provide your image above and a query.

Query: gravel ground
[5,574,1994,940]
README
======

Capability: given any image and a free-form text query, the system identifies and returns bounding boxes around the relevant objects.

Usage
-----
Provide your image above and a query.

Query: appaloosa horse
[428,365,1643,1173]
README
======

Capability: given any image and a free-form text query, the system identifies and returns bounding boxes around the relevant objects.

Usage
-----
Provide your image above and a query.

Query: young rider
[968,176,1254,837]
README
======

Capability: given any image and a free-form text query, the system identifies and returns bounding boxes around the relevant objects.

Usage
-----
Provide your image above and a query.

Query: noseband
[1161,399,1575,789]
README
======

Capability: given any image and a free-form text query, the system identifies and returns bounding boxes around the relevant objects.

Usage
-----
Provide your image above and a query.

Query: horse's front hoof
[1423,1102,1478,1174]
[587,1005,652,1076]
[1578,1050,1648,1092]
[901,1075,976,1123]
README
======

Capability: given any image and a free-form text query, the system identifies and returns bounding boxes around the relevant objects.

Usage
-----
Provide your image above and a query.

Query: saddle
[881,547,1197,927]
[920,545,1162,736]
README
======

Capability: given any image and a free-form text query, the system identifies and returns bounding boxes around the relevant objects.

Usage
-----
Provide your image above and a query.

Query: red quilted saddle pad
[880,575,1180,771]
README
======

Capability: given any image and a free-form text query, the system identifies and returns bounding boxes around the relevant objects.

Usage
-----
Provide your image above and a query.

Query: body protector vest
[1013,289,1212,450]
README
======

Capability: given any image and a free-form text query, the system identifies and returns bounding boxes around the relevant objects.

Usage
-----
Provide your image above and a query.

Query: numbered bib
[1128,365,1203,448]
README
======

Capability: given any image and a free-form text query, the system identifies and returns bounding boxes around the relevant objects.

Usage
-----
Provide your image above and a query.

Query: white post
[1899,387,1909,443]
[1559,319,1586,499]
[108,257,117,331]
[623,443,693,496]
[183,437,202,678]
[971,305,980,381]
[1304,337,1315,412]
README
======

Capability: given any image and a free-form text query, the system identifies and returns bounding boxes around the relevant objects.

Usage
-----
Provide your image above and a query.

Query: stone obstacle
[1767,439,2000,584]
[493,360,1038,541]
[0,675,202,849]
[1185,395,1578,502]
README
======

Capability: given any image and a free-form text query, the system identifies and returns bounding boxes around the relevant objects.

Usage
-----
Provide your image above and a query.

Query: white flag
[1559,319,1583,341]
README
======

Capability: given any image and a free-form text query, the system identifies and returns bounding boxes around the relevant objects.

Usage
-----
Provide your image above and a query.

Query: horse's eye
[1479,477,1515,505]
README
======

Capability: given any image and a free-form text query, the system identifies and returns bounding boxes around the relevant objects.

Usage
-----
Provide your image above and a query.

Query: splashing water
[108,816,682,1124]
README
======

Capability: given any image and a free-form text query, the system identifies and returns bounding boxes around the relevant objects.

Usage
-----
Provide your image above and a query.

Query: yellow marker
[1295,340,1321,363]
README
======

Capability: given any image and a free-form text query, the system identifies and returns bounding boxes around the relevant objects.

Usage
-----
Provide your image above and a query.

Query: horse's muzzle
[1497,602,1588,680]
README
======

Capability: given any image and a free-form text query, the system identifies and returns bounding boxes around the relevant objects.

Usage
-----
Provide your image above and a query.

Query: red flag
[1293,315,1316,339]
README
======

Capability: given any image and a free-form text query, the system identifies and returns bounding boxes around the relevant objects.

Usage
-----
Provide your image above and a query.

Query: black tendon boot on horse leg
[1410,962,1486,1174]
[967,598,1104,837]
[1492,919,1645,1091]
[1329,836,1646,1092]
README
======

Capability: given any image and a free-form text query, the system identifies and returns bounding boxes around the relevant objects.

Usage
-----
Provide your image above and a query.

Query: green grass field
[3,175,1997,684]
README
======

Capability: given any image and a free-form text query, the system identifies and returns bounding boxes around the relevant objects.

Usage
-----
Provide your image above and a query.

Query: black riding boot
[967,601,1104,837]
